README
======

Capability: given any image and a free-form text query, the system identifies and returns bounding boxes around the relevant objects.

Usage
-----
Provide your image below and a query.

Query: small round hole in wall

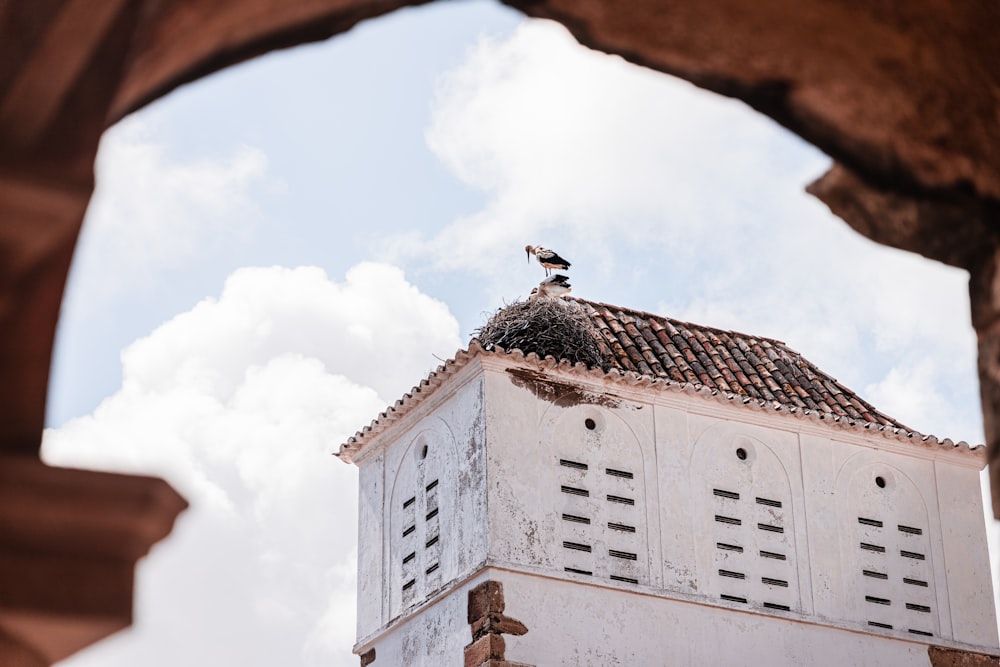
[731,437,757,464]
[875,475,886,488]
[579,411,605,433]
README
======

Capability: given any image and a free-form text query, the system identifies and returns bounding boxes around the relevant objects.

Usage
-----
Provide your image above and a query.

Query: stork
[530,274,572,299]
[525,245,571,276]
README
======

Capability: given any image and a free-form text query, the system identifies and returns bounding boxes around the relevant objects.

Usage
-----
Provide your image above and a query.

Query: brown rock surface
[929,646,1000,667]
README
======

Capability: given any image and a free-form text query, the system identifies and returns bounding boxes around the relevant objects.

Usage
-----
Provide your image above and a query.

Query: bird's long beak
[526,249,531,262]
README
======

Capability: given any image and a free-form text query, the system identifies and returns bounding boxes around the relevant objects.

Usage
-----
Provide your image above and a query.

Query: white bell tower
[337,303,999,667]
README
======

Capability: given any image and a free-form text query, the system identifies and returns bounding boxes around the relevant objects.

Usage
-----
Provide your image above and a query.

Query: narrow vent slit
[757,523,783,533]
[609,522,636,533]
[607,494,635,505]
[563,541,592,553]
[762,577,789,587]
[560,459,588,470]
[564,567,592,576]
[425,563,439,575]
[903,578,928,587]
[425,508,439,521]
[906,603,931,613]
[860,542,885,553]
[900,550,925,560]
[898,525,923,535]
[402,525,415,538]
[763,603,791,611]
[713,489,740,500]
[426,479,438,492]
[715,515,741,526]
[858,517,883,528]
[756,497,782,508]
[908,629,933,637]
[863,570,888,580]
[868,621,893,630]
[610,575,639,584]
[865,596,891,606]
[721,594,747,604]
[562,513,590,524]
[760,550,785,560]
[402,497,415,509]
[402,552,415,565]
[561,485,589,497]
[425,535,439,548]
[402,579,416,592]
[718,569,745,579]
[609,550,637,561]
[717,543,743,553]
[606,468,634,479]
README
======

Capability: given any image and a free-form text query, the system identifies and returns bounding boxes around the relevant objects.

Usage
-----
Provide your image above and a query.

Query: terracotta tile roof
[337,299,985,463]
[577,299,909,429]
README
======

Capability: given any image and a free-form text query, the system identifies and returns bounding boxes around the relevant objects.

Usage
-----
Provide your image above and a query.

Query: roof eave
[336,342,985,468]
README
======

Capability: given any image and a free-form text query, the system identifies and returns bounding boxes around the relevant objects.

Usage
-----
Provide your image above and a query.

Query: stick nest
[474,299,610,370]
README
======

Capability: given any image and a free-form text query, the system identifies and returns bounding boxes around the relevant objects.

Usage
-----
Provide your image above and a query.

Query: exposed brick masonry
[928,646,1000,667]
[465,581,532,667]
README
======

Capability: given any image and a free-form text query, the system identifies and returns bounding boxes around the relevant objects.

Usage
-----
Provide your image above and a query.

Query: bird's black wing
[539,250,571,269]
[547,274,571,286]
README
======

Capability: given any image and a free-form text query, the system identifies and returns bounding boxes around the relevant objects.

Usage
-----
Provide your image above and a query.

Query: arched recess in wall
[385,418,459,620]
[539,394,653,588]
[834,451,944,640]
[689,422,802,615]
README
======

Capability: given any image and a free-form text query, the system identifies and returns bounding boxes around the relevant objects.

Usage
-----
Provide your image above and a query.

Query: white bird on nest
[525,245,571,276]
[530,274,572,299]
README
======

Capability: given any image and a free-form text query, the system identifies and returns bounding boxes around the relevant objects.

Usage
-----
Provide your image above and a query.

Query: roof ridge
[568,297,789,347]
[571,297,909,432]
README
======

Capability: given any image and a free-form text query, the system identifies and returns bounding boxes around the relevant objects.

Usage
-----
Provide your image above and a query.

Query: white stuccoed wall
[499,569,940,666]
[348,353,999,664]
[353,361,491,643]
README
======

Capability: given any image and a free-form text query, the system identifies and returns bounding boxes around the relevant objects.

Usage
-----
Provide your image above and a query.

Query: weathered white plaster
[356,448,383,637]
[688,420,806,615]
[356,570,492,667]
[346,352,999,663]
[833,448,945,639]
[500,569,939,666]
[352,363,489,643]
[934,462,997,646]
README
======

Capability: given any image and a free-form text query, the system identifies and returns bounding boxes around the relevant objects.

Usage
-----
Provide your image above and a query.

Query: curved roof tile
[578,299,909,430]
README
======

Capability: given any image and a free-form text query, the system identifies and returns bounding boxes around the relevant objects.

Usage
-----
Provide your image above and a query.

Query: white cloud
[119,262,460,404]
[43,263,462,667]
[865,361,959,435]
[71,114,272,300]
[394,19,814,280]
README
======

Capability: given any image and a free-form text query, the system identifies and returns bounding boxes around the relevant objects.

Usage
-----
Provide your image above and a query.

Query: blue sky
[41,2,994,665]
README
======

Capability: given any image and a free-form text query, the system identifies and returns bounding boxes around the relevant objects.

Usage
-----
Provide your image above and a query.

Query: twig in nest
[473,299,610,370]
